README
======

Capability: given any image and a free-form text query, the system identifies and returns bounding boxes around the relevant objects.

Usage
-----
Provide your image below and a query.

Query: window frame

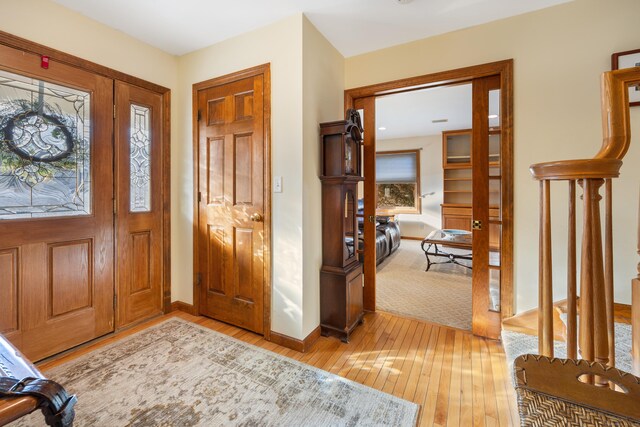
[375,148,421,215]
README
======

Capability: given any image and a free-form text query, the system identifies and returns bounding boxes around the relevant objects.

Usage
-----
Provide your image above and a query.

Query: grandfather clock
[319,109,364,342]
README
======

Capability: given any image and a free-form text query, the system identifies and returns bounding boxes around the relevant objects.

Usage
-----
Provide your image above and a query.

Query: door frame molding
[344,59,514,320]
[0,30,173,315]
[191,63,272,339]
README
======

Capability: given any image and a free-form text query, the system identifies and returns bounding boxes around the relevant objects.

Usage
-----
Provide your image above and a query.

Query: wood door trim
[0,31,173,319]
[344,59,514,319]
[191,63,272,339]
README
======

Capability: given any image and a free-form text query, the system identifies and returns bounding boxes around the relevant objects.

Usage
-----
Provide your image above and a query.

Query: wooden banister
[530,67,640,366]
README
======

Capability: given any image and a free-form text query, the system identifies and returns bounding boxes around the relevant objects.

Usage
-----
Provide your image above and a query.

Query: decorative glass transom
[0,69,91,219]
[130,104,151,212]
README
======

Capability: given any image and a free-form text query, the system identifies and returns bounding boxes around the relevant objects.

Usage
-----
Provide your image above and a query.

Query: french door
[471,75,503,339]
[0,44,115,360]
[351,66,511,340]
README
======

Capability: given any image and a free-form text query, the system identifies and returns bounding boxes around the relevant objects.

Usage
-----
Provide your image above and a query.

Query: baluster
[579,179,595,362]
[590,179,609,368]
[633,186,639,375]
[604,178,614,366]
[567,180,577,359]
[539,179,554,357]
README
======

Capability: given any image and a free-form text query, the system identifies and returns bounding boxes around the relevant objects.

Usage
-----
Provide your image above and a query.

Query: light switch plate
[274,176,283,193]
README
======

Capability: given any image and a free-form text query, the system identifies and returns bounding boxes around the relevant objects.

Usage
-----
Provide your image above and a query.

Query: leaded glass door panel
[0,44,114,361]
[115,81,163,328]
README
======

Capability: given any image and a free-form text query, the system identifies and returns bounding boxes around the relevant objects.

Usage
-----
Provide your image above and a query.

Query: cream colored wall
[346,0,640,312]
[177,15,306,339]
[301,17,345,337]
[376,136,443,238]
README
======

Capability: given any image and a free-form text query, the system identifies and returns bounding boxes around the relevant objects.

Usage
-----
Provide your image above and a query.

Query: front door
[0,44,114,360]
[195,68,268,334]
[114,82,164,328]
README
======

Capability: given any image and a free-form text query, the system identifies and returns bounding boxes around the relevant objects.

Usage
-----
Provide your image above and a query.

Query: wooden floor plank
[446,330,464,427]
[36,310,520,426]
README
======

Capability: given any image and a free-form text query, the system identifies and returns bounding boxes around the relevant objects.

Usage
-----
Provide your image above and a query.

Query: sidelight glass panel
[0,69,91,219]
[129,104,151,212]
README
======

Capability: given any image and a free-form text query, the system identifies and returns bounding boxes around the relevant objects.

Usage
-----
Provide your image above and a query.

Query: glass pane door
[471,75,502,339]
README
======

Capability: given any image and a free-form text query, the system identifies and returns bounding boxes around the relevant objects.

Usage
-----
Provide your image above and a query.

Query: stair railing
[530,67,640,367]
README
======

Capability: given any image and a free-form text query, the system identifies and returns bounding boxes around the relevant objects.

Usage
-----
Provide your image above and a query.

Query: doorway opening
[346,60,513,339]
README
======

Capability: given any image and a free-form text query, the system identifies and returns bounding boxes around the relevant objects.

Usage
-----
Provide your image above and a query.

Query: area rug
[376,239,472,330]
[11,318,418,427]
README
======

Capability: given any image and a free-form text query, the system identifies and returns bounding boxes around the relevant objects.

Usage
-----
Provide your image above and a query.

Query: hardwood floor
[38,310,520,426]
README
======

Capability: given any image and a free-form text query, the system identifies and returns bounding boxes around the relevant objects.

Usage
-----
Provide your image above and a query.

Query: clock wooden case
[319,109,364,342]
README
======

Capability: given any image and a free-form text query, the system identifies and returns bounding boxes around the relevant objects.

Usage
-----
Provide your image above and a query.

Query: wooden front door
[114,82,164,328]
[195,67,269,334]
[0,44,114,360]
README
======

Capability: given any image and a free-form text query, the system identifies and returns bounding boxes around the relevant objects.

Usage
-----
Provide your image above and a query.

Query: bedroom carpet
[11,318,418,427]
[376,239,472,330]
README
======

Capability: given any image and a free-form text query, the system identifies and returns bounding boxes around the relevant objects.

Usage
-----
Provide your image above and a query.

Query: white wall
[301,17,345,338]
[376,135,443,238]
[177,15,307,339]
[345,0,640,312]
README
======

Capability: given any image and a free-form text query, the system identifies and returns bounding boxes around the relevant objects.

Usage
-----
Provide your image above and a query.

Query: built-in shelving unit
[441,129,501,247]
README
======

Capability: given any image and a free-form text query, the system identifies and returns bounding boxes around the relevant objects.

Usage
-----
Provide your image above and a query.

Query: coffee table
[421,229,472,271]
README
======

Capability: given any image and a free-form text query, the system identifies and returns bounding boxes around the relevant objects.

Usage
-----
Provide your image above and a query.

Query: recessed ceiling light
[378,126,387,131]
[432,119,448,123]
[488,114,499,119]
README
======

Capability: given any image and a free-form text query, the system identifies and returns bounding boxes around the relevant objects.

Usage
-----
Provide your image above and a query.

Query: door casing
[192,64,272,339]
[344,60,514,330]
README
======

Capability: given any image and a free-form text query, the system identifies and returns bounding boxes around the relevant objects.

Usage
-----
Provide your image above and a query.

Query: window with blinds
[375,149,421,215]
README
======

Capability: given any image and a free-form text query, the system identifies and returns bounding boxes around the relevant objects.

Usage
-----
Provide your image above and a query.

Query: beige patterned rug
[12,318,418,427]
[376,239,472,330]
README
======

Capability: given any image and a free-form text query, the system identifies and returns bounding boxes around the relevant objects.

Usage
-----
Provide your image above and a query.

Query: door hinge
[113,198,117,215]
[196,272,202,287]
[113,294,117,309]
[198,192,202,203]
[197,110,202,122]
[113,104,116,119]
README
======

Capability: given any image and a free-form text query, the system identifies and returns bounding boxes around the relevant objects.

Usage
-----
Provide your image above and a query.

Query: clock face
[345,138,355,174]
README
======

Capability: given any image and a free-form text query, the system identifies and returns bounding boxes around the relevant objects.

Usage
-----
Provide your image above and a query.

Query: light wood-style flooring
[39,310,520,426]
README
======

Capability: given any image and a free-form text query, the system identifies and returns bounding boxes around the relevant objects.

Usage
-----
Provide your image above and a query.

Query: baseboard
[170,301,198,316]
[269,326,321,353]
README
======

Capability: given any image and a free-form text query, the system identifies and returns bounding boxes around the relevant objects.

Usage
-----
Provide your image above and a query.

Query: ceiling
[51,0,572,57]
[375,83,500,140]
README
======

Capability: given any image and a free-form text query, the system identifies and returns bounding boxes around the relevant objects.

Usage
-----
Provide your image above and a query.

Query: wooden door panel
[115,82,163,329]
[197,71,266,334]
[0,248,19,335]
[48,240,92,317]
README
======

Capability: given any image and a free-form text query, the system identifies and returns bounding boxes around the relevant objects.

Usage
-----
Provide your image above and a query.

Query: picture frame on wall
[612,48,640,106]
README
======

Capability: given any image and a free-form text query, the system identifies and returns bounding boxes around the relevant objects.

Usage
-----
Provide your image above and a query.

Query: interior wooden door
[114,82,163,328]
[354,96,377,312]
[471,74,502,339]
[0,44,114,360]
[196,72,266,334]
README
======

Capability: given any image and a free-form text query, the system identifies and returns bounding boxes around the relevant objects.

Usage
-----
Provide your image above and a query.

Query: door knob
[250,213,263,222]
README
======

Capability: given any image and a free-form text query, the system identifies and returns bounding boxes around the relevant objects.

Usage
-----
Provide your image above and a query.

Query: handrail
[530,68,639,181]
[529,67,640,370]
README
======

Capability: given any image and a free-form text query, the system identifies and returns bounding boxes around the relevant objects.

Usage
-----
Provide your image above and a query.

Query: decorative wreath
[2,110,74,163]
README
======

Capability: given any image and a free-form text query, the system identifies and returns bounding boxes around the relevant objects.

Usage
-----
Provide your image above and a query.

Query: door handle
[472,220,483,230]
[250,213,263,222]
